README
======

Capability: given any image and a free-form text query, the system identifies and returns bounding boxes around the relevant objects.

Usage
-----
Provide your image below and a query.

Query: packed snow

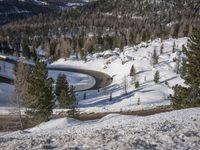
[0,108,199,149]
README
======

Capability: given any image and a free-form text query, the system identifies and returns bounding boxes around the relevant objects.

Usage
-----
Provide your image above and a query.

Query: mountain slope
[0,0,199,61]
[0,0,89,25]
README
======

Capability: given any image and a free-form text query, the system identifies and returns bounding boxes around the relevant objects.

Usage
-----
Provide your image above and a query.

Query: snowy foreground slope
[0,108,200,149]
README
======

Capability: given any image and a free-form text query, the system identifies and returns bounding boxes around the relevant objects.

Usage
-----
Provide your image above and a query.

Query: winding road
[0,57,112,91]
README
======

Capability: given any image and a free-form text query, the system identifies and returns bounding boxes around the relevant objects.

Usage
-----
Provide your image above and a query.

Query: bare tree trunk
[16,95,23,130]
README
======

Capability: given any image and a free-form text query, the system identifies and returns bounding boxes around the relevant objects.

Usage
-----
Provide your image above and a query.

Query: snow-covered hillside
[0,108,199,149]
[0,37,188,114]
[52,37,188,113]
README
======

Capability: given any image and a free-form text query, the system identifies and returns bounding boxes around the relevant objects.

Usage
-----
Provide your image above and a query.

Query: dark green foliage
[59,90,68,108]
[182,44,187,54]
[160,44,164,54]
[1,0,199,60]
[154,70,160,83]
[22,40,31,59]
[170,85,192,108]
[27,61,54,122]
[80,49,87,62]
[55,73,76,108]
[55,73,69,97]
[173,23,180,38]
[152,48,158,65]
[55,73,69,108]
[171,27,200,108]
[135,81,140,88]
[165,81,170,88]
[184,28,200,89]
[69,86,76,106]
[103,34,113,50]
[130,64,136,77]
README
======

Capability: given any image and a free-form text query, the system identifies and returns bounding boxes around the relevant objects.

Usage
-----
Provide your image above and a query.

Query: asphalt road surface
[0,57,112,91]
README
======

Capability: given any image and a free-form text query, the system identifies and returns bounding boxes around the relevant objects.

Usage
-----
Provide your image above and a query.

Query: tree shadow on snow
[79,87,147,108]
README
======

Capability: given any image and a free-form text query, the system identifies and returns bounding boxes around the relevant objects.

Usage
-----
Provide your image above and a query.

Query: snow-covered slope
[0,37,188,114]
[0,108,200,149]
[52,37,188,113]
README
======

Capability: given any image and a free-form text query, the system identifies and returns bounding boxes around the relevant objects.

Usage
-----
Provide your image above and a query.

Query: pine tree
[182,44,187,54]
[152,48,158,65]
[130,64,136,84]
[182,28,200,101]
[135,81,140,88]
[171,27,200,108]
[59,90,68,108]
[21,40,31,59]
[171,85,190,108]
[160,44,164,55]
[55,73,70,108]
[69,86,77,117]
[154,70,160,83]
[130,64,136,77]
[69,86,76,106]
[55,73,69,97]
[27,61,54,122]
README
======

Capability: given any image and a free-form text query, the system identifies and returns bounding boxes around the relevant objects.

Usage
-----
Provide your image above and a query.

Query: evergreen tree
[69,86,77,117]
[160,44,164,54]
[22,40,31,59]
[55,73,69,97]
[182,28,200,101]
[55,73,70,108]
[130,64,136,84]
[171,27,200,108]
[171,85,191,108]
[59,90,68,108]
[27,61,54,122]
[154,70,160,83]
[135,81,140,88]
[182,44,187,54]
[152,48,158,65]
[130,64,136,77]
[69,86,76,106]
